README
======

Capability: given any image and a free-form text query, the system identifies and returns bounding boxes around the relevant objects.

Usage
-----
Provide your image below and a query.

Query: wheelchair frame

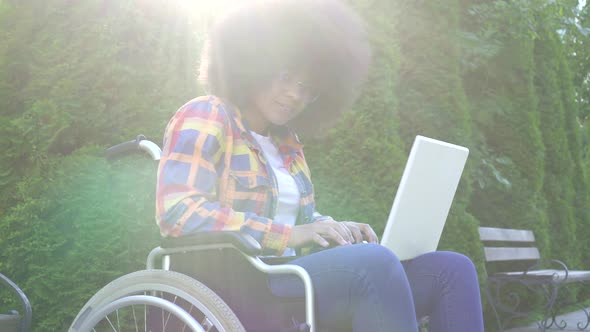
[69,135,317,332]
[0,273,32,332]
[147,239,316,331]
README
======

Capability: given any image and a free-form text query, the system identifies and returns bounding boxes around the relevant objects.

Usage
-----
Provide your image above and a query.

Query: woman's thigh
[402,251,484,332]
[169,244,420,331]
[270,243,418,331]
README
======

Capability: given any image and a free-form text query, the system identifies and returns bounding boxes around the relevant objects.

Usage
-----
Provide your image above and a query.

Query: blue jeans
[170,244,484,331]
[270,244,484,331]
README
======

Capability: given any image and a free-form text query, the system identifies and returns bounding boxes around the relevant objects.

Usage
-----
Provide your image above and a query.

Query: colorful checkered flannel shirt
[156,96,329,255]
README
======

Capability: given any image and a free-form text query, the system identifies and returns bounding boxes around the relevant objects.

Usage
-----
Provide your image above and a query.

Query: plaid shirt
[156,95,328,255]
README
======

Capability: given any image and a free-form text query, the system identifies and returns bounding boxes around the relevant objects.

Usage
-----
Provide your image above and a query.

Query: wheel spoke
[181,305,196,332]
[116,308,121,331]
[105,315,118,331]
[70,270,245,332]
[132,304,139,332]
[201,317,213,331]
[162,295,178,330]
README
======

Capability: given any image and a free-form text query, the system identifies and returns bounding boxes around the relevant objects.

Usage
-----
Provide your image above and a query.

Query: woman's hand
[287,219,379,249]
[288,220,354,249]
[340,221,379,244]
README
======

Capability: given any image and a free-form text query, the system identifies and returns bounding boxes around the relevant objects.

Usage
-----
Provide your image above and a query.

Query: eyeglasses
[278,71,320,105]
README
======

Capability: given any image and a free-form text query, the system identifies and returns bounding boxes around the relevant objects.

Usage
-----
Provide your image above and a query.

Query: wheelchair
[0,273,32,332]
[68,135,317,332]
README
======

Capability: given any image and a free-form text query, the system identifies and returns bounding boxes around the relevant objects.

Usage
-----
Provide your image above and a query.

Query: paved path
[505,307,590,331]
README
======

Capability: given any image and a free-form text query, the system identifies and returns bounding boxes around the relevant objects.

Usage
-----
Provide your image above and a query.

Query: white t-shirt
[251,131,300,256]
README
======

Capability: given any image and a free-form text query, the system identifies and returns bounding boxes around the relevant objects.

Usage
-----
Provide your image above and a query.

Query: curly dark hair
[198,0,371,136]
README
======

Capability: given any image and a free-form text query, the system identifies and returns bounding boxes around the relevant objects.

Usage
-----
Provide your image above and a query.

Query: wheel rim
[78,284,229,332]
[79,295,205,332]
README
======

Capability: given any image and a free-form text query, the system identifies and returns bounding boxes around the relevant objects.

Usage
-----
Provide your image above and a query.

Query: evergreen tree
[306,0,405,235]
[391,0,480,263]
[462,0,550,256]
[534,13,580,268]
[1,0,589,329]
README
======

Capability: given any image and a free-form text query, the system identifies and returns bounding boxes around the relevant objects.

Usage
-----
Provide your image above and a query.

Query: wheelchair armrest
[160,231,262,256]
[260,256,298,265]
[154,233,317,331]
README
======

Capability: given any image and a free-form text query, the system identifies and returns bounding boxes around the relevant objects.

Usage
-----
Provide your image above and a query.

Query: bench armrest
[160,231,262,256]
[525,259,570,282]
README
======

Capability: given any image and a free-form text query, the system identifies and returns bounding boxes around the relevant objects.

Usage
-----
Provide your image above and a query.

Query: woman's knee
[350,243,405,277]
[441,251,476,272]
[430,251,479,283]
[410,251,478,279]
[355,243,400,263]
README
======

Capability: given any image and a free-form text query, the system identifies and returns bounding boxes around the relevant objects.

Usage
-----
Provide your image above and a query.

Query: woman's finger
[370,227,379,243]
[319,224,348,246]
[343,222,363,243]
[336,222,354,243]
[318,219,353,244]
[313,233,330,247]
[359,223,379,243]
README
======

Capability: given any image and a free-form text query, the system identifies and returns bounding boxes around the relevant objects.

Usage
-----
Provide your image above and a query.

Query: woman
[156,0,484,331]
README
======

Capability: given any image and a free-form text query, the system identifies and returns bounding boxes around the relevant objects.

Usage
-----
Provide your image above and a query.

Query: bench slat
[484,247,540,262]
[479,227,536,242]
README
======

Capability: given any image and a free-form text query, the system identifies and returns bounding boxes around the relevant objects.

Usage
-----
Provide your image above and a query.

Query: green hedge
[1,0,589,330]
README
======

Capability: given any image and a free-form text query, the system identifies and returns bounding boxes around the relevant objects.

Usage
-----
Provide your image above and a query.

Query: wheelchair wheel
[69,270,246,332]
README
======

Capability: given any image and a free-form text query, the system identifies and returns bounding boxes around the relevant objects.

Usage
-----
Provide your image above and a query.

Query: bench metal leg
[576,305,590,330]
[484,279,564,332]
[535,283,560,332]
[544,298,590,331]
[484,282,506,332]
[486,280,535,331]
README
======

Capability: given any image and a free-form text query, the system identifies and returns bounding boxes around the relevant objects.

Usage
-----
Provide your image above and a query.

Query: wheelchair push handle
[105,134,162,161]
[0,273,32,332]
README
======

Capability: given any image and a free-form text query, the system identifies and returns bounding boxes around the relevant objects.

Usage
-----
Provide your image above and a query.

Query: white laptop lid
[380,135,469,261]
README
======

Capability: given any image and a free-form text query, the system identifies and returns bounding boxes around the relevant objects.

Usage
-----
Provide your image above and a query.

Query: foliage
[534,13,581,268]
[0,0,589,330]
[0,148,161,330]
[306,0,404,236]
[0,0,202,329]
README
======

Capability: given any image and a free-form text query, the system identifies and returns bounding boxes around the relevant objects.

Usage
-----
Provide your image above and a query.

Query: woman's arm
[156,97,291,255]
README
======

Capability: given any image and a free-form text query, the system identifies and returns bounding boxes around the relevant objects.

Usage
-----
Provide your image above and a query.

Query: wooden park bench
[479,227,590,331]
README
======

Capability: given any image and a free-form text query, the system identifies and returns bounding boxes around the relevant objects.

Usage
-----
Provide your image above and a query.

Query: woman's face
[246,71,316,134]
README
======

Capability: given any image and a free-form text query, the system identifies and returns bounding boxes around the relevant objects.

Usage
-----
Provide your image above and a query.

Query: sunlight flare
[171,0,241,15]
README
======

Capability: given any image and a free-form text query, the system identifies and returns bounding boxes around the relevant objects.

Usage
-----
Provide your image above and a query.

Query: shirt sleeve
[155,97,291,255]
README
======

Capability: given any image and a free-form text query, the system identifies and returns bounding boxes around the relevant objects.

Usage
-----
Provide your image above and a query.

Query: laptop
[379,135,469,261]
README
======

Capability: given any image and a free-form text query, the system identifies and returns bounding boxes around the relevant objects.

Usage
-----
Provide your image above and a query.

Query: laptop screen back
[380,135,469,261]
